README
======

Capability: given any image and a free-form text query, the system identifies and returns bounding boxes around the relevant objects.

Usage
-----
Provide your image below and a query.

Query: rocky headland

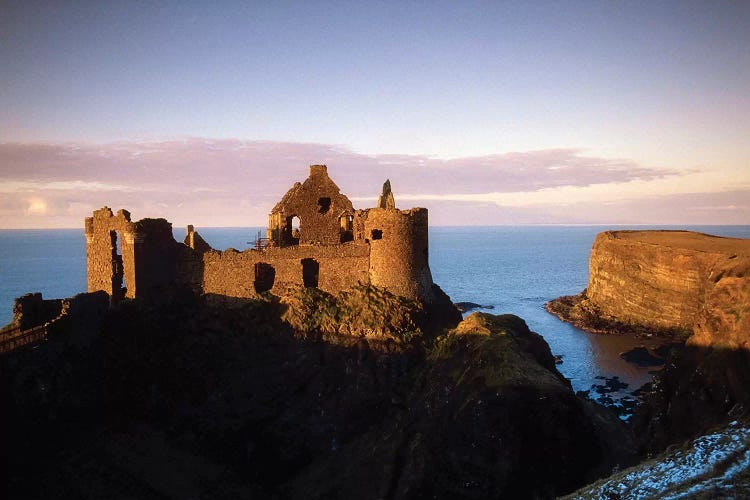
[546,230,750,340]
[4,227,749,498]
[0,286,633,499]
[548,230,750,463]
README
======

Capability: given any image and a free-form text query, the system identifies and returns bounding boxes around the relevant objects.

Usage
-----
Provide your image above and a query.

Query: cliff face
[588,231,716,330]
[548,230,750,340]
[690,272,750,349]
[545,229,750,453]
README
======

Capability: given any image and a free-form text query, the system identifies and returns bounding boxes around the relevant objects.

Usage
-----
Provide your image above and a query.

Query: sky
[1,1,748,228]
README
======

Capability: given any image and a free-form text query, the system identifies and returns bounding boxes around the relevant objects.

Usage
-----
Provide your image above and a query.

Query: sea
[2,225,749,403]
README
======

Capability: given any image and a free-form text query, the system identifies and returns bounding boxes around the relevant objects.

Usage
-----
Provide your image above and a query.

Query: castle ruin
[85,165,436,303]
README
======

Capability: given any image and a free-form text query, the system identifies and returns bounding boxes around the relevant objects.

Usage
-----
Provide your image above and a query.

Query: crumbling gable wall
[267,165,355,247]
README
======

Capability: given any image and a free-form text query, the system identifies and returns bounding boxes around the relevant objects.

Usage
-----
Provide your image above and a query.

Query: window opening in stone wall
[371,229,383,240]
[254,263,276,293]
[318,197,331,214]
[301,258,319,288]
[285,215,301,245]
[340,214,354,243]
[110,230,126,296]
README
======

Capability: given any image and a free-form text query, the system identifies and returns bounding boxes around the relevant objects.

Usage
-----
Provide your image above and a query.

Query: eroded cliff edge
[546,230,750,341]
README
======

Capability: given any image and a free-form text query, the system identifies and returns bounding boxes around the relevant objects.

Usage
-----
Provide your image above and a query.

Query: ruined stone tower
[85,208,136,300]
[85,207,178,301]
[364,207,433,301]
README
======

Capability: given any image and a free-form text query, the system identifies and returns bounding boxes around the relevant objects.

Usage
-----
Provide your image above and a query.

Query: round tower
[364,207,434,302]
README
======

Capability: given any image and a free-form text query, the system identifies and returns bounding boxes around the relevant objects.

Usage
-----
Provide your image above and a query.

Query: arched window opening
[301,258,319,288]
[285,215,301,246]
[339,214,354,243]
[254,263,276,293]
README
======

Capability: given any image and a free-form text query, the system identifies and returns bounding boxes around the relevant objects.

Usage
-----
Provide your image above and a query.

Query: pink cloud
[0,138,713,228]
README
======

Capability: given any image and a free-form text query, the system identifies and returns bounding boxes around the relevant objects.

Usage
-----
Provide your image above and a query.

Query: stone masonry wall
[201,242,370,298]
[85,208,136,300]
[85,166,437,304]
[10,293,63,330]
[86,208,184,301]
[130,218,182,299]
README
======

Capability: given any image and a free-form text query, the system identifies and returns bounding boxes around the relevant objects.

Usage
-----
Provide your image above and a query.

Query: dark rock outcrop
[620,346,665,367]
[1,293,631,499]
[454,301,495,313]
[287,313,634,499]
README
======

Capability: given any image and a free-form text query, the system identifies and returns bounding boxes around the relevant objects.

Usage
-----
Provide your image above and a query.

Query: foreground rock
[289,313,636,499]
[1,293,632,499]
[632,344,750,454]
[564,420,750,499]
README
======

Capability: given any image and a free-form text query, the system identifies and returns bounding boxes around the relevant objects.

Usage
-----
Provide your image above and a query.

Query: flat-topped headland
[546,230,750,341]
[548,228,750,458]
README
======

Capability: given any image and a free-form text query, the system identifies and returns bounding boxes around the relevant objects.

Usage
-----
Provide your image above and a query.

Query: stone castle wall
[199,242,370,298]
[85,165,437,304]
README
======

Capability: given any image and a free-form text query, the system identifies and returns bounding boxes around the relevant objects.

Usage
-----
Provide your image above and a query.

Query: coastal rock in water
[620,346,665,367]
[454,301,495,313]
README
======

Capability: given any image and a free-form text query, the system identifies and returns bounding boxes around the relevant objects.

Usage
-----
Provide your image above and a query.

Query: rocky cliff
[546,229,750,455]
[547,230,750,340]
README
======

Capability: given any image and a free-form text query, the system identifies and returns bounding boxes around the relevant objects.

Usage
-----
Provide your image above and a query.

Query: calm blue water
[1,225,749,394]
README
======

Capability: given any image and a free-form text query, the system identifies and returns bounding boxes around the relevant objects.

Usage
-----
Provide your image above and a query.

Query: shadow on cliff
[632,343,750,455]
[1,289,634,499]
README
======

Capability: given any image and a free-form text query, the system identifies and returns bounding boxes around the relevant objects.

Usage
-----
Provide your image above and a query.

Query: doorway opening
[301,258,319,288]
[254,263,276,293]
